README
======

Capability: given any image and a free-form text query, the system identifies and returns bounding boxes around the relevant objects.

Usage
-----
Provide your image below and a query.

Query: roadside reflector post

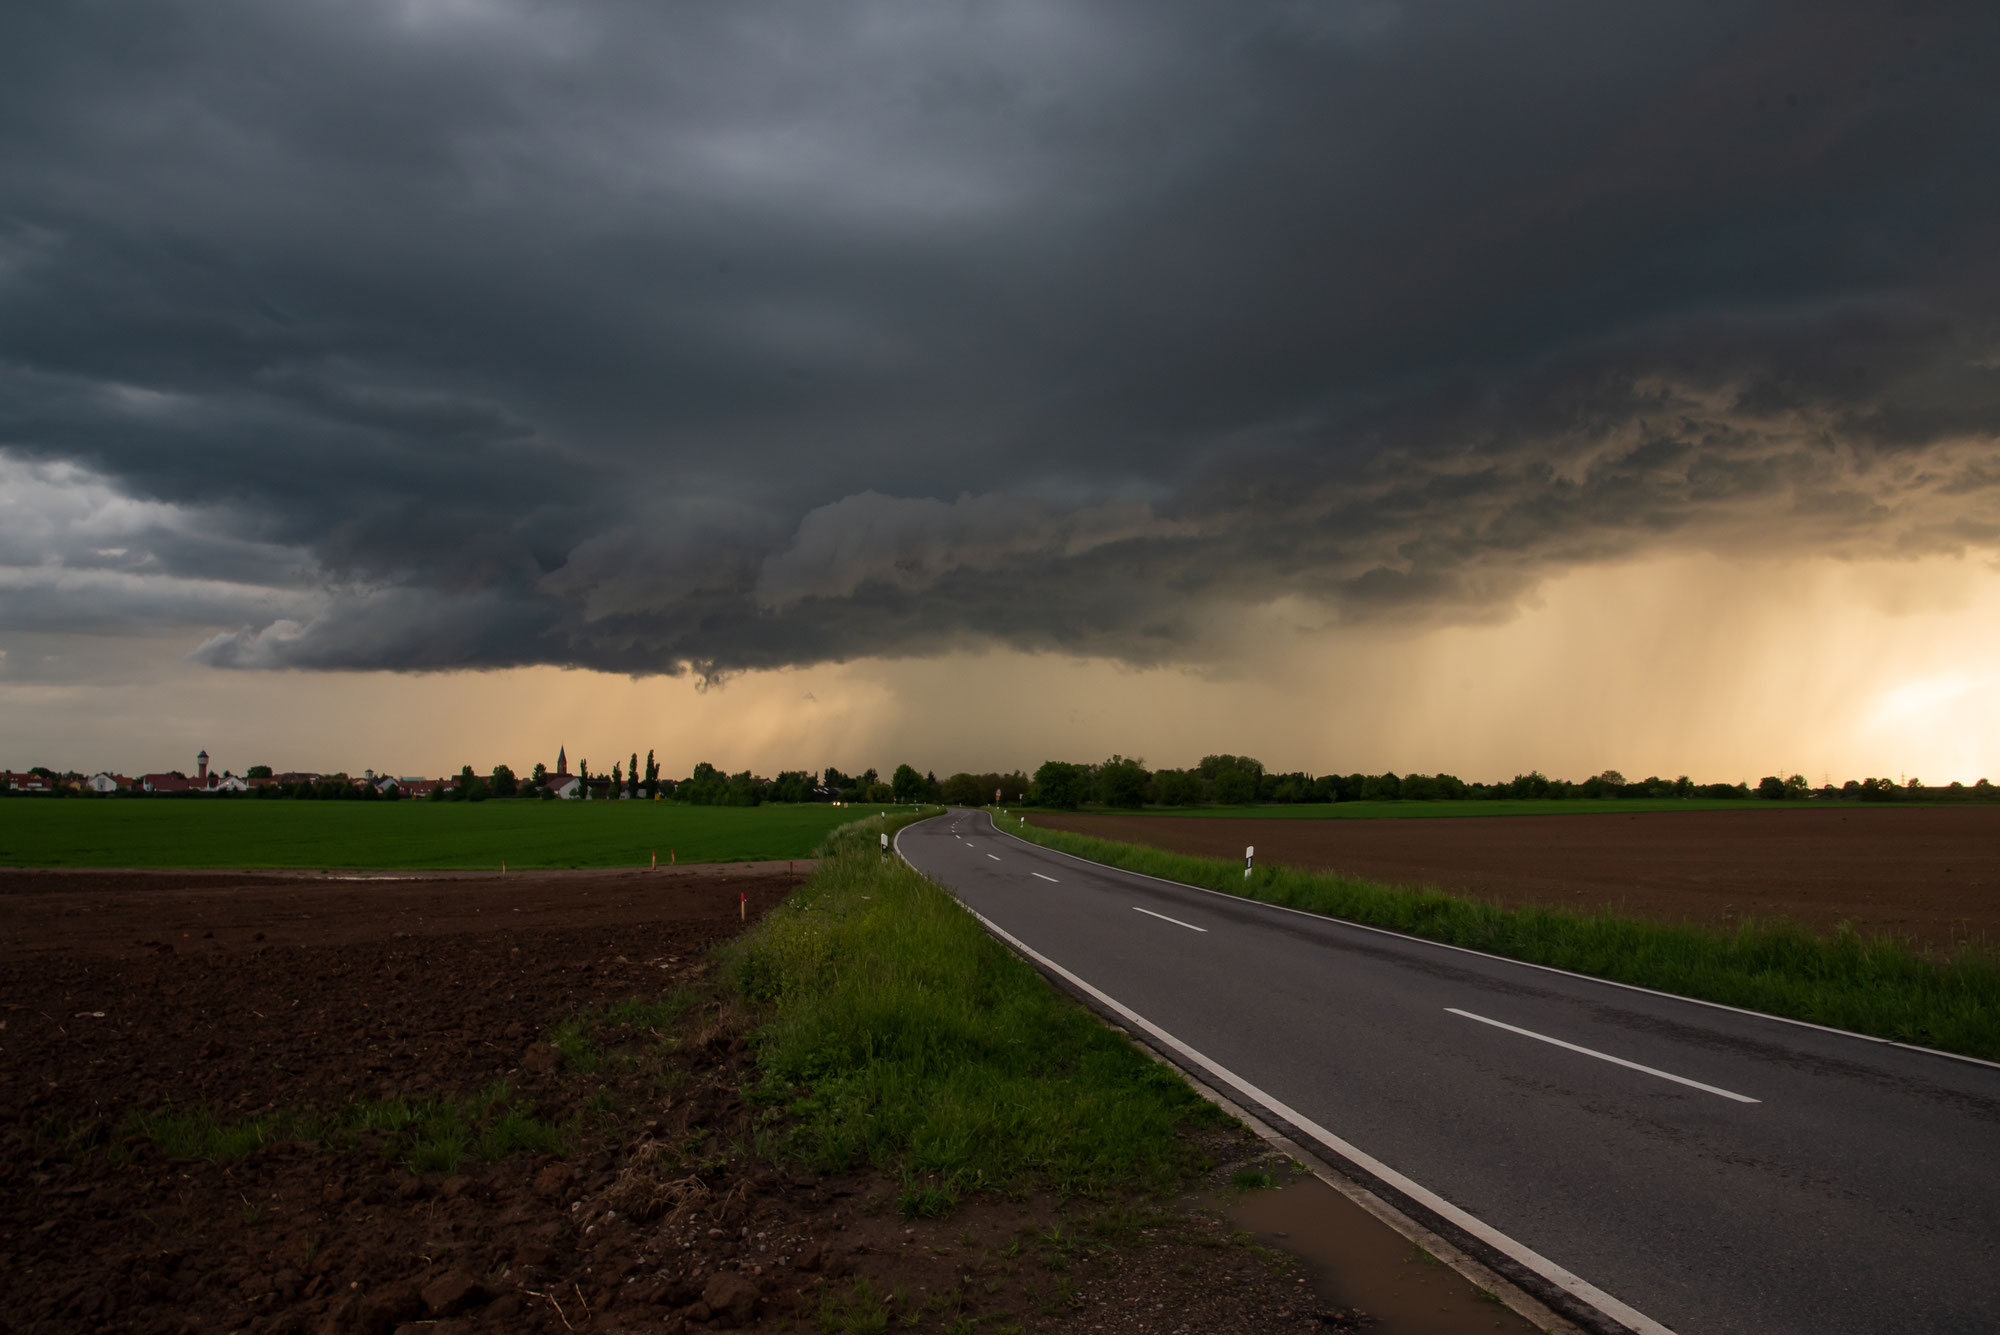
[1244,845,1254,879]
[651,849,656,869]
[670,848,675,864]
[879,831,889,856]
[740,891,746,921]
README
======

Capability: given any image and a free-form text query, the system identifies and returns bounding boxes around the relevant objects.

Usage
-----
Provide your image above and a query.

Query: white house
[85,772,131,794]
[548,744,582,798]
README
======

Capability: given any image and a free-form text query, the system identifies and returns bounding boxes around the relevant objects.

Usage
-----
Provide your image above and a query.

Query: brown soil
[1227,1178,1525,1335]
[0,866,1421,1335]
[1034,808,2000,951]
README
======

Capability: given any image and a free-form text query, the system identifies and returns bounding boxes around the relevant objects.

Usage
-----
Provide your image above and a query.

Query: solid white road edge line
[893,816,1645,1335]
[1133,905,1207,933]
[958,903,1677,1335]
[1031,872,1060,883]
[987,814,2000,1073]
[1447,1008,1760,1104]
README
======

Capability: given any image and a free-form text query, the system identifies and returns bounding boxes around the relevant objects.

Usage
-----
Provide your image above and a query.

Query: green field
[1026,799,1830,819]
[0,800,889,869]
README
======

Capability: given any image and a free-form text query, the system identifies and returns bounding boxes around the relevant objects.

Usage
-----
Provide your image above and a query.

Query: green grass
[817,1277,895,1334]
[0,799,881,868]
[729,815,1221,1204]
[120,1081,565,1172]
[346,1082,568,1174]
[1006,822,2000,1063]
[1026,799,1840,819]
[121,1107,290,1161]
[544,992,700,1073]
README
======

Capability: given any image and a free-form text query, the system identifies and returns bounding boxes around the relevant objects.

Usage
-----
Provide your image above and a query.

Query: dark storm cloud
[1,0,1996,675]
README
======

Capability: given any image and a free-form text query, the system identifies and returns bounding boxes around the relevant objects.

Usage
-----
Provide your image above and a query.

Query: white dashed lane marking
[1446,1008,1760,1104]
[1133,906,1206,933]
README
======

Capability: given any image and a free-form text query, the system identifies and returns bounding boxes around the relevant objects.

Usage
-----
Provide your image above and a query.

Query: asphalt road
[897,810,2000,1335]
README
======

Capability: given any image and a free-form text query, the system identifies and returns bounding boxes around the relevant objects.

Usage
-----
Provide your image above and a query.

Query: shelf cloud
[2,0,1995,681]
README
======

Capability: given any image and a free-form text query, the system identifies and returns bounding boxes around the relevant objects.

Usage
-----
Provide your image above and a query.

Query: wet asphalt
[896,809,2000,1335]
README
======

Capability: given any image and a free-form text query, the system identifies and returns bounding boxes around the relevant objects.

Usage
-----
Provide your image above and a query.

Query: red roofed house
[143,750,217,793]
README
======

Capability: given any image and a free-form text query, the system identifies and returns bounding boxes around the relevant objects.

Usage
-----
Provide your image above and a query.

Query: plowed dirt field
[1033,807,2000,950]
[0,865,1371,1335]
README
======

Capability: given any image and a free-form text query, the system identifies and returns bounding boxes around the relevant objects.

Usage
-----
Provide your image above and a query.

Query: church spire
[557,745,568,775]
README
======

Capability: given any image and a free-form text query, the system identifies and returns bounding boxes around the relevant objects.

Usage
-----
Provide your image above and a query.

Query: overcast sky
[3,1,1997,779]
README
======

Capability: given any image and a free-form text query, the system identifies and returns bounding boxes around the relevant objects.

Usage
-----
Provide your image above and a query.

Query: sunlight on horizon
[2,551,1995,785]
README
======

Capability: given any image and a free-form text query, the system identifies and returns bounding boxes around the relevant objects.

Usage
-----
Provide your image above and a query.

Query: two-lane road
[898,810,2000,1335]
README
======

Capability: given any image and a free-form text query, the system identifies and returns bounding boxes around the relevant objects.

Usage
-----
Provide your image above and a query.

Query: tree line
[425,758,987,807]
[1008,755,1999,810]
[21,753,1992,808]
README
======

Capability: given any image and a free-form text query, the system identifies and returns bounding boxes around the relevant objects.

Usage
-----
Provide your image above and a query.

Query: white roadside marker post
[880,831,889,858]
[1244,845,1254,879]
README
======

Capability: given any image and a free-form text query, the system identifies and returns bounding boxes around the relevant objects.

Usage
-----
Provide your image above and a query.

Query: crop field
[0,799,876,869]
[1011,813,2000,1062]
[1030,806,2000,951]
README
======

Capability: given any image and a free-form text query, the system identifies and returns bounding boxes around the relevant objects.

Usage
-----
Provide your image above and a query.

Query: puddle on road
[1224,1173,1538,1334]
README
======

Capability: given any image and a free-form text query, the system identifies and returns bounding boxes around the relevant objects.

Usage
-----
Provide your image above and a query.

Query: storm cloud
[2,0,1996,677]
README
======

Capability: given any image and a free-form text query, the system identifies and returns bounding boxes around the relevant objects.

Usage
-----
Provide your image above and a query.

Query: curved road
[897,810,2000,1335]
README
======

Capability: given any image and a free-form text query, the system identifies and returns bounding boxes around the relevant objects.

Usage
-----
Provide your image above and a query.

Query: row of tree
[1005,756,2000,810]
[35,753,1993,810]
[434,758,960,807]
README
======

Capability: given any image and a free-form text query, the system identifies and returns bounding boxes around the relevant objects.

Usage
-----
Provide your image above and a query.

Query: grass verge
[727,812,1223,1208]
[1006,821,2000,1063]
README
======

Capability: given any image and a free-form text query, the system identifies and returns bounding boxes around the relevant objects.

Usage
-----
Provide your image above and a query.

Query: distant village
[3,748,498,799]
[0,746,947,806]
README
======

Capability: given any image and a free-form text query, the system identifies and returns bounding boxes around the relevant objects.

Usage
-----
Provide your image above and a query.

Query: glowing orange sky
[6,551,1994,785]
